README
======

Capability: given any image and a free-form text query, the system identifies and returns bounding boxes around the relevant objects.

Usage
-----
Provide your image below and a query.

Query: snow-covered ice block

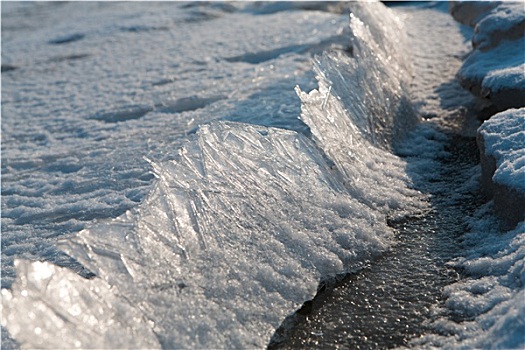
[450,1,524,51]
[458,39,525,110]
[453,2,525,112]
[471,2,525,51]
[449,1,501,28]
[478,108,525,227]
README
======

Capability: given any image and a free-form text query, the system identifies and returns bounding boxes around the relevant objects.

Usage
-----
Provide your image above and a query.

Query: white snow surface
[1,1,347,288]
[454,1,525,98]
[459,38,525,94]
[449,1,501,28]
[407,3,525,349]
[470,2,525,51]
[479,108,525,192]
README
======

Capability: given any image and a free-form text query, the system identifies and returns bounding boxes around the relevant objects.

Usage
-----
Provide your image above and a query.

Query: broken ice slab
[5,121,405,349]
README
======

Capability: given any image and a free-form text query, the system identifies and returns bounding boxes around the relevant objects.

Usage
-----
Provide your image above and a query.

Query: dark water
[269,135,481,349]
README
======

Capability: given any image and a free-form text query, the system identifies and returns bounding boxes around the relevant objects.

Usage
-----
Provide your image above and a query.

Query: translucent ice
[4,120,423,348]
[1,260,160,349]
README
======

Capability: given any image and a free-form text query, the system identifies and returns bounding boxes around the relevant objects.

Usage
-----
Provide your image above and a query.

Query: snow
[449,1,501,28]
[453,1,525,110]
[2,116,426,348]
[4,121,400,348]
[458,38,525,95]
[1,1,348,288]
[407,3,525,349]
[2,260,160,349]
[471,2,525,51]
[478,108,525,192]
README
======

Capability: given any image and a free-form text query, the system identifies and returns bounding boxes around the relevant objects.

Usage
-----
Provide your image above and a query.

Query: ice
[1,1,348,288]
[405,3,525,348]
[299,2,417,151]
[3,121,420,349]
[1,260,160,349]
[478,108,525,192]
[5,1,523,349]
[296,2,421,214]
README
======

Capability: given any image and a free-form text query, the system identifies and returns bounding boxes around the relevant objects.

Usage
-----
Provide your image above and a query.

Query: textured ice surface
[449,1,501,28]
[299,3,416,142]
[478,108,525,191]
[1,260,160,349]
[296,2,421,215]
[4,1,524,349]
[402,3,525,349]
[3,121,418,349]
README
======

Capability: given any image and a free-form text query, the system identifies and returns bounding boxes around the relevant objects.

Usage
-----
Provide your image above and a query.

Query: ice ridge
[2,2,424,349]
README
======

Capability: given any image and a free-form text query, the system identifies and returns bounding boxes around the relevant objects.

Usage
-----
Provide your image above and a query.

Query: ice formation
[2,2,425,348]
[3,1,523,349]
[2,115,424,349]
